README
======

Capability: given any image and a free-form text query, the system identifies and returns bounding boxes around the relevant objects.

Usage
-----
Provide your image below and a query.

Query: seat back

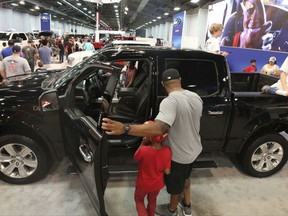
[134,77,149,120]
[131,61,149,88]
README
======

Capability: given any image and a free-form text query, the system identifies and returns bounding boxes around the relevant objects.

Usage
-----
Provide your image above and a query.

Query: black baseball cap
[162,68,180,82]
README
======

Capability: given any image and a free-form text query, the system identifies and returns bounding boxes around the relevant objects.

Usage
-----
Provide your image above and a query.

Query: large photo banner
[172,11,186,49]
[208,0,288,72]
[221,0,288,52]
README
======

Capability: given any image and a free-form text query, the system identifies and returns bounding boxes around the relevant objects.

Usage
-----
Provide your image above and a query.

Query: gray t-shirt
[0,56,31,78]
[155,90,203,164]
[22,45,37,62]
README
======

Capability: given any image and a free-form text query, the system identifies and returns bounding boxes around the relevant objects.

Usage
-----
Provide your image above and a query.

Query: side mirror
[39,90,59,112]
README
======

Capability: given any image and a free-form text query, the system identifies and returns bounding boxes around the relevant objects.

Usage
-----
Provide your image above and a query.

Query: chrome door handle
[79,145,93,163]
[208,111,224,115]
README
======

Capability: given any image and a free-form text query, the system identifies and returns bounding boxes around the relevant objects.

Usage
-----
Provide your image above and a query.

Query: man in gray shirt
[102,68,203,216]
[22,40,38,72]
[0,45,31,80]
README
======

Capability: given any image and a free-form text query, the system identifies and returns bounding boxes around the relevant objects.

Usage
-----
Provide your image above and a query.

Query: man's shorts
[164,160,193,195]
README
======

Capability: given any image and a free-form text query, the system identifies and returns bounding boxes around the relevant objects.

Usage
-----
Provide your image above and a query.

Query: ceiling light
[174,6,180,11]
[125,6,128,11]
[35,6,40,10]
[149,21,152,24]
[30,8,35,11]
[190,0,199,2]
[53,15,57,17]
[153,19,156,22]
[114,5,118,8]
[77,3,81,5]
[57,1,62,5]
[11,3,19,6]
[88,11,92,13]
[83,7,87,10]
[124,11,128,15]
[61,17,64,19]
[115,9,118,12]
[164,12,169,16]
[157,16,161,19]
[19,1,25,5]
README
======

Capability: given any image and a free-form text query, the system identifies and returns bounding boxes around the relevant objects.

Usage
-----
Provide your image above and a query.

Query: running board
[108,160,217,174]
[192,160,218,168]
[109,164,138,174]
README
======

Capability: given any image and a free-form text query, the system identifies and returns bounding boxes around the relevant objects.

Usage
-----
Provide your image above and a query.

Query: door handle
[79,145,93,163]
[208,110,224,115]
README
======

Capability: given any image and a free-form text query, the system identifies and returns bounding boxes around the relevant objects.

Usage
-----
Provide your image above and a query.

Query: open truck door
[40,63,121,215]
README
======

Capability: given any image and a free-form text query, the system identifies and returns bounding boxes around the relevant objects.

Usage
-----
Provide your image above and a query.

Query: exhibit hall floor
[0,153,288,216]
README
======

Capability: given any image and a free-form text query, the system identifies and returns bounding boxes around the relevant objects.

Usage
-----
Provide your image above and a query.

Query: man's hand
[102,118,125,135]
[240,22,272,48]
[240,0,272,49]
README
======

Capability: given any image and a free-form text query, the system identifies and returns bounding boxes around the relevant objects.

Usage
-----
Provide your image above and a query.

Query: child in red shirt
[134,121,172,216]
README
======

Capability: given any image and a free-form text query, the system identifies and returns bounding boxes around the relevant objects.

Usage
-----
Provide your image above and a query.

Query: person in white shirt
[205,23,229,56]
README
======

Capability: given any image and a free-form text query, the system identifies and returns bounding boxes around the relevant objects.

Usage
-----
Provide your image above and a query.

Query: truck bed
[231,72,279,92]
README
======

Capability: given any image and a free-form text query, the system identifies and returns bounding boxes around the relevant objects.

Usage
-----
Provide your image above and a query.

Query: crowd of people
[0,35,98,82]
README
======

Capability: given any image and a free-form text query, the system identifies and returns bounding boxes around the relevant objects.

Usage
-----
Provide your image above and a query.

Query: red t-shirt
[134,145,172,193]
[243,65,257,73]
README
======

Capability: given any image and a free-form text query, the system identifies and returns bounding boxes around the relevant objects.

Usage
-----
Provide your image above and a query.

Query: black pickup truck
[0,47,288,214]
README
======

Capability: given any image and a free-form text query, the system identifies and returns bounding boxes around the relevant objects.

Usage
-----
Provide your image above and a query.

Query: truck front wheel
[241,133,288,177]
[0,135,50,184]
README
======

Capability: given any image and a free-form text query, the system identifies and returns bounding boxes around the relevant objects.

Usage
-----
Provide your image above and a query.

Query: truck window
[166,59,218,96]
[12,33,19,40]
[18,33,27,40]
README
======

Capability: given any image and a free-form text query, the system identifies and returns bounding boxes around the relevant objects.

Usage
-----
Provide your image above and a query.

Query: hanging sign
[40,13,51,31]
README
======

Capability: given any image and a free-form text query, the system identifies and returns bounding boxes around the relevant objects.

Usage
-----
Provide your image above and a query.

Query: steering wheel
[86,74,104,99]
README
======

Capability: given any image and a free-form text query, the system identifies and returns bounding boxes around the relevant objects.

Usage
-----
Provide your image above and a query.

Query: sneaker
[155,204,178,216]
[261,85,270,93]
[178,200,192,216]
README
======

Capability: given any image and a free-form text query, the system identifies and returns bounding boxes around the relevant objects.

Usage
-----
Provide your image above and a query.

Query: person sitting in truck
[124,61,137,87]
[242,59,257,73]
[260,56,280,76]
[262,70,288,96]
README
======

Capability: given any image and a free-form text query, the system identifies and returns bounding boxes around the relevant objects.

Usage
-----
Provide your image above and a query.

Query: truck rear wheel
[241,133,288,177]
[0,135,50,184]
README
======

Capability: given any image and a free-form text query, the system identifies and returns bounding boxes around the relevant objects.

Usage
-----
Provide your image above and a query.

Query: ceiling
[0,0,214,31]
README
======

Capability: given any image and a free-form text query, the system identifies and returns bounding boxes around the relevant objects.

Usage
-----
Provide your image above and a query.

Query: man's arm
[101,118,169,137]
[0,61,7,80]
[0,69,7,80]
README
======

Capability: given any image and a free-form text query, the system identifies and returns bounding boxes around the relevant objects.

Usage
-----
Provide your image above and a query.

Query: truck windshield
[51,52,108,88]
[0,32,11,40]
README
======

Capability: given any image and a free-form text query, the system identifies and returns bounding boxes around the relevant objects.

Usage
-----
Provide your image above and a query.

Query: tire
[241,133,288,177]
[0,135,50,184]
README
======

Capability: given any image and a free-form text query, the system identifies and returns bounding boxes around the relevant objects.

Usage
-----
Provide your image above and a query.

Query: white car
[0,31,29,49]
[68,50,96,68]
[67,40,151,68]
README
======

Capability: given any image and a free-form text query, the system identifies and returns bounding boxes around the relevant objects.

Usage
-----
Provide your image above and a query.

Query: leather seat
[131,62,149,88]
[108,77,149,122]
